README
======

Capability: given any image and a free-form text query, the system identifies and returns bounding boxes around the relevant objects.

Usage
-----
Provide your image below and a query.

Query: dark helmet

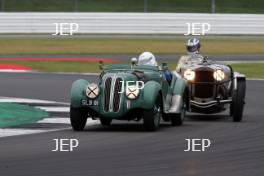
[186,37,201,53]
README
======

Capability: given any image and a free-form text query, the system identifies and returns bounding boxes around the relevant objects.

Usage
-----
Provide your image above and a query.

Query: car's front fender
[142,81,161,109]
[70,79,89,108]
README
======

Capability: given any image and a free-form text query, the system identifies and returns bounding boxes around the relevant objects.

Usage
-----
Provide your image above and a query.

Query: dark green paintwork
[70,64,187,120]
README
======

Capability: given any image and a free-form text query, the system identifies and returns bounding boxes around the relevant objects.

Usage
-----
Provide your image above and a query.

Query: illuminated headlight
[86,83,99,99]
[184,69,195,81]
[213,70,225,81]
[126,85,139,100]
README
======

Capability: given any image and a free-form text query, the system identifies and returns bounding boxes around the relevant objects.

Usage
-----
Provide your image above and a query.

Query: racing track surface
[0,72,263,176]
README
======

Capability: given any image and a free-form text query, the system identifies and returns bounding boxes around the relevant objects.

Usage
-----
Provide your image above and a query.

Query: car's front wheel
[70,106,88,131]
[143,95,162,131]
[231,80,246,122]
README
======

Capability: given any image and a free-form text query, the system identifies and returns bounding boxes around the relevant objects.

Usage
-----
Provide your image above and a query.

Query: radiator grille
[194,70,215,98]
[104,76,122,112]
[113,78,122,112]
[104,77,112,112]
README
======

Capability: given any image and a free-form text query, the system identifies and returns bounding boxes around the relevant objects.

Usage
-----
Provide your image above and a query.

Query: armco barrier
[0,13,263,35]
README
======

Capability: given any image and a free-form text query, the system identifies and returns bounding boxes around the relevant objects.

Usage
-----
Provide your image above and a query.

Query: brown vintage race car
[177,56,246,122]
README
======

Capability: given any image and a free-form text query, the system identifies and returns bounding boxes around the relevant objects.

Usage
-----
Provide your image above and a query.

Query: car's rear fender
[172,77,187,96]
[71,79,89,108]
[168,77,188,113]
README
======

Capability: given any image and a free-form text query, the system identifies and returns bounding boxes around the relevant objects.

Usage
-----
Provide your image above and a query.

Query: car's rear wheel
[171,92,187,126]
[143,94,162,131]
[70,106,88,131]
[171,111,185,126]
[231,80,246,122]
[162,114,170,122]
[100,118,112,126]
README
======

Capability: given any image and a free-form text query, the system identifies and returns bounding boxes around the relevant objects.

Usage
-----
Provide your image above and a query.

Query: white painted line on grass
[2,70,100,76]
[0,69,33,73]
[221,61,264,64]
[247,78,264,81]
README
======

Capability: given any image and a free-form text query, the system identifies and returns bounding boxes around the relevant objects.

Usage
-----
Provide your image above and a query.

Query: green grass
[0,61,103,73]
[2,0,264,13]
[231,63,264,79]
[1,61,264,78]
[1,37,264,55]
[0,36,263,77]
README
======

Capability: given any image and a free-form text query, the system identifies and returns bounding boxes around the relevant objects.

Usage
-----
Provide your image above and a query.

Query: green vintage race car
[70,62,187,131]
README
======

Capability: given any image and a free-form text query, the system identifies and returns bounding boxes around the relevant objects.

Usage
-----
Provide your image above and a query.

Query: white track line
[38,118,98,124]
[0,97,70,137]
[0,120,99,138]
[0,97,99,138]
[0,97,69,106]
[0,129,51,137]
[36,107,69,112]
[38,118,70,124]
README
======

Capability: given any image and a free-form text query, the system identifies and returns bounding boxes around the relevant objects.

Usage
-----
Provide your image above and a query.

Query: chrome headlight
[126,85,139,100]
[86,83,99,99]
[184,69,195,81]
[213,70,225,81]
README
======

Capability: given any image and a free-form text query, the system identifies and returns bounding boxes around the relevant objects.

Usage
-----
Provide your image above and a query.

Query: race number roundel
[86,83,99,99]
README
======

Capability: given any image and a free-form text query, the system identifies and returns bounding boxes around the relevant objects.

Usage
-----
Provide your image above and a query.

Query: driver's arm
[176,55,189,72]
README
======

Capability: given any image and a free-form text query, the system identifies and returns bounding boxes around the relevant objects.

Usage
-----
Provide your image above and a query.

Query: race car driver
[138,51,158,66]
[176,37,203,72]
[138,51,172,84]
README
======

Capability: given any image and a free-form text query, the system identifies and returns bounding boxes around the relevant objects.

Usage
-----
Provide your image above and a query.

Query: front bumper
[81,97,146,119]
[190,99,232,109]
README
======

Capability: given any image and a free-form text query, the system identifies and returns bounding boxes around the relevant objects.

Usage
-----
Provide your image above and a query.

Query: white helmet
[138,52,157,66]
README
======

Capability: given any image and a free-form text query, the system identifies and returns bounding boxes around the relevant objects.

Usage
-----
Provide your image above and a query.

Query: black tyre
[162,114,170,122]
[143,94,162,131]
[231,80,246,122]
[100,118,112,126]
[70,106,88,131]
[171,93,187,126]
[171,112,185,126]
